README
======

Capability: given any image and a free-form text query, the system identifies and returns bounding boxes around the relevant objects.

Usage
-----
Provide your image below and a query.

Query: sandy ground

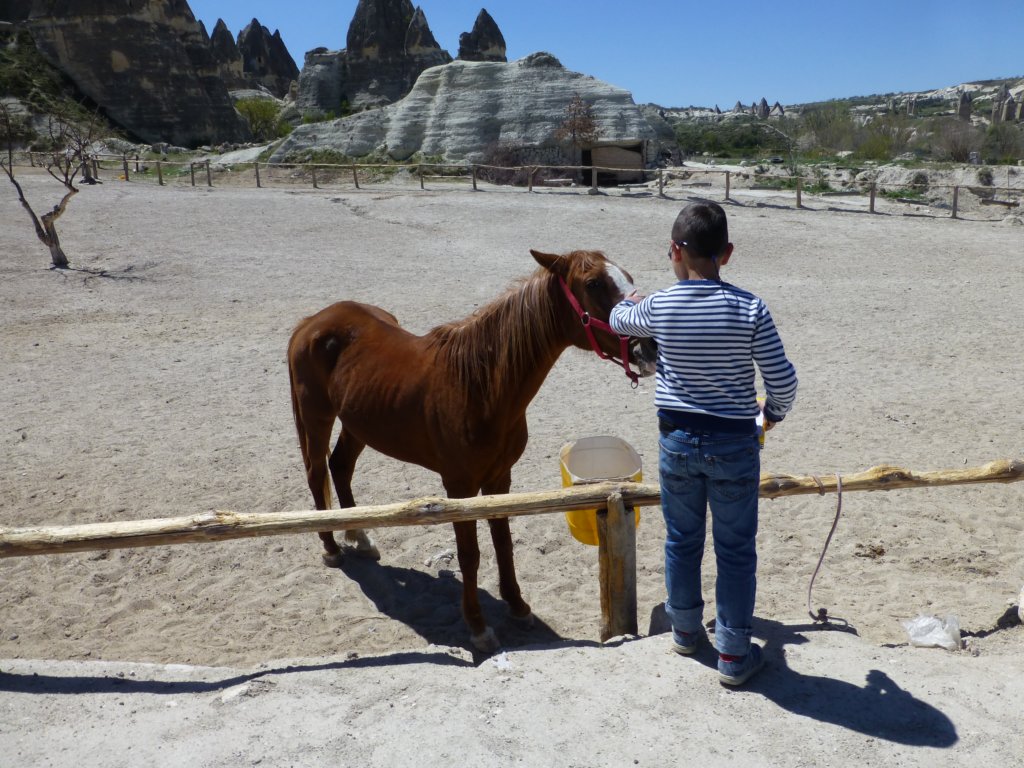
[1,170,1022,766]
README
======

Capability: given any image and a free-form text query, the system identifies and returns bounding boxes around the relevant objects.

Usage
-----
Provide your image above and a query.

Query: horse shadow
[337,558,565,657]
[647,605,958,747]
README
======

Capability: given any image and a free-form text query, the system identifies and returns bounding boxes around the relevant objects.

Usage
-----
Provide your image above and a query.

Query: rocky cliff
[9,0,248,146]
[297,0,508,115]
[275,52,661,164]
[458,9,506,62]
[237,19,299,98]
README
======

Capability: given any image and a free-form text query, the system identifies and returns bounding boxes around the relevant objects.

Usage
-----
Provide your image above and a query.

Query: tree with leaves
[554,94,602,171]
[1,102,101,269]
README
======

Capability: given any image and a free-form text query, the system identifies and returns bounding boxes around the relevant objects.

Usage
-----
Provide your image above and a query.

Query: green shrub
[236,98,291,141]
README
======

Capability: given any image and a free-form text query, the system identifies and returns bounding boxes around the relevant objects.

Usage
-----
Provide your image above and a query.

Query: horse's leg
[328,426,379,560]
[483,475,533,625]
[297,413,343,566]
[451,517,499,653]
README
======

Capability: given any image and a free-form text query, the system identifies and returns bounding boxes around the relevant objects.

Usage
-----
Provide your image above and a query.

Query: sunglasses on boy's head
[668,240,689,259]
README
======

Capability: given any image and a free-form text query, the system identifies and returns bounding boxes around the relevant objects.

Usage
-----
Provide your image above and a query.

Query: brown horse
[287,249,656,652]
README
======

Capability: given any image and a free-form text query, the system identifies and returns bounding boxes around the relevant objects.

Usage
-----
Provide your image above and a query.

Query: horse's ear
[530,249,568,277]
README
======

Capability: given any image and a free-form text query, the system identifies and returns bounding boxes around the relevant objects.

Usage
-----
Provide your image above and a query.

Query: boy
[610,201,797,686]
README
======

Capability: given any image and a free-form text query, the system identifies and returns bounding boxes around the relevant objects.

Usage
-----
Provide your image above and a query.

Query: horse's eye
[585,279,603,292]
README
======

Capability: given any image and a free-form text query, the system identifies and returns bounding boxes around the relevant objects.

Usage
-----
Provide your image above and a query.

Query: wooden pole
[796,176,803,208]
[254,161,261,188]
[597,492,638,641]
[725,170,731,201]
[134,154,139,173]
[952,186,959,219]
[528,167,535,193]
[311,165,318,189]
[471,164,478,191]
[155,160,163,186]
[189,162,195,186]
[92,157,99,179]
[870,182,876,213]
[658,168,664,197]
[419,164,424,190]
[351,164,359,189]
[205,160,212,188]
[122,156,130,182]
[0,460,1019,559]
[591,165,598,193]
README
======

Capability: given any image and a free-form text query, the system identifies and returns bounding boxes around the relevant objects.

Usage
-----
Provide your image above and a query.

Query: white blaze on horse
[287,249,657,652]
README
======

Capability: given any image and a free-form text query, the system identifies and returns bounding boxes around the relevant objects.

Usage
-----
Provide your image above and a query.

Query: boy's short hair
[671,201,729,260]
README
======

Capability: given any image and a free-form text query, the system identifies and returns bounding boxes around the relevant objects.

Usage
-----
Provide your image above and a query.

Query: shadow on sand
[648,604,957,747]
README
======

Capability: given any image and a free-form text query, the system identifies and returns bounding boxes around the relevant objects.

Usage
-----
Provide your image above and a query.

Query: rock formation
[8,0,248,146]
[457,9,506,62]
[957,90,972,120]
[298,1,512,116]
[990,84,1009,123]
[275,52,664,167]
[209,18,246,88]
[237,19,299,97]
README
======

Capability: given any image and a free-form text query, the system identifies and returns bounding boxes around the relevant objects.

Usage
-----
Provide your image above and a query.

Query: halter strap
[558,275,639,386]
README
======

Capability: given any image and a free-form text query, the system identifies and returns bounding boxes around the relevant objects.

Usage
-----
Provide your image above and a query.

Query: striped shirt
[610,279,797,424]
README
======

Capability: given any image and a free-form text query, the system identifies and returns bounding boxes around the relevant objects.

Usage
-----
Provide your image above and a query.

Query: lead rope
[807,473,843,624]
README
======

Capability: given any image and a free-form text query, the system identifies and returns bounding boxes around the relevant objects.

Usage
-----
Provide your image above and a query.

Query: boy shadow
[338,558,563,656]
[648,605,957,747]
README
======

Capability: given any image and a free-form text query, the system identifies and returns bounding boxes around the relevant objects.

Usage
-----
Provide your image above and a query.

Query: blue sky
[187,0,1024,107]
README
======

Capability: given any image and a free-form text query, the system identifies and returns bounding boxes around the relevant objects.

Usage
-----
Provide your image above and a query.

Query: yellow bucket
[560,436,642,546]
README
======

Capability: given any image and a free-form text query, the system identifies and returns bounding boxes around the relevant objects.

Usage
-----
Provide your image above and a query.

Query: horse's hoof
[343,532,381,561]
[342,540,381,561]
[321,552,344,568]
[470,627,501,654]
[510,611,535,628]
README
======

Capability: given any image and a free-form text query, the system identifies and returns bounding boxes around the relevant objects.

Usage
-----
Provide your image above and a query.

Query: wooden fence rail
[1,459,1020,641]
[14,151,1020,217]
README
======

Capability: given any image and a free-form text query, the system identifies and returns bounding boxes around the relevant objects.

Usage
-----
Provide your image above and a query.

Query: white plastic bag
[902,614,961,651]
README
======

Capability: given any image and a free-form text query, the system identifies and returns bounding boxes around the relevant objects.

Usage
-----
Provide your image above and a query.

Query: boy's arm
[609,294,654,337]
[752,304,797,423]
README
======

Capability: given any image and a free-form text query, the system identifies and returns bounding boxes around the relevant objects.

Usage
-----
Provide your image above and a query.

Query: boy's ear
[530,249,567,277]
[718,243,734,266]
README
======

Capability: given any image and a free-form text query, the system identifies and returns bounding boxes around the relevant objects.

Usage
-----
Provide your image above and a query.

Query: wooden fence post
[596,491,638,641]
[796,176,803,208]
[870,182,876,213]
[952,186,959,219]
[189,162,196,186]
[155,160,163,186]
[122,156,130,182]
[205,160,212,187]
[591,166,598,193]
[658,168,664,197]
[528,167,535,193]
[725,170,731,201]
[134,154,140,173]
[419,164,424,190]
[254,161,261,188]
[92,157,99,179]
[311,165,318,189]
[29,152,35,167]
[471,164,478,191]
[351,164,359,189]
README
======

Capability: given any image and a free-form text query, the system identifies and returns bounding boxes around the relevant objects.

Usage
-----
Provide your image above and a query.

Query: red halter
[558,275,640,387]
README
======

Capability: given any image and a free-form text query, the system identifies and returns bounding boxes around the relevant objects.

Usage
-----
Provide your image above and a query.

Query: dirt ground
[1,170,1022,766]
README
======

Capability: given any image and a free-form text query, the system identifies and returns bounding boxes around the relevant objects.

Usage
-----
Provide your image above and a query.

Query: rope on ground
[807,473,843,623]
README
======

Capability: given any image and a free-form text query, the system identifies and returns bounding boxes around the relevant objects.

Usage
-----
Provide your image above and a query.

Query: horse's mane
[427,266,566,401]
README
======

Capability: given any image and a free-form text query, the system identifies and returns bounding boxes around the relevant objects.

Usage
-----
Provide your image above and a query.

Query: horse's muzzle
[630,337,658,378]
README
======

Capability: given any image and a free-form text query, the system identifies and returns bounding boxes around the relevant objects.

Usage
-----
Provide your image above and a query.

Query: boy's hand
[624,290,645,303]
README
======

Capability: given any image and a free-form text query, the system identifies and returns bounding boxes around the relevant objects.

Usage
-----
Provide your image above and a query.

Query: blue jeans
[659,427,761,657]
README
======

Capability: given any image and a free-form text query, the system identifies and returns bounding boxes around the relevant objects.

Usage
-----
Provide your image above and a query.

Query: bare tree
[931,118,981,163]
[554,94,602,172]
[1,102,101,269]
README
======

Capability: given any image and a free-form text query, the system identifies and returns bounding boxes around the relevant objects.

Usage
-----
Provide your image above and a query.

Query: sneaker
[718,644,764,686]
[670,628,704,656]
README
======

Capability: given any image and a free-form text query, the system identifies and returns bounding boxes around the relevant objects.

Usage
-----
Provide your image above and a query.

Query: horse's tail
[287,329,333,509]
